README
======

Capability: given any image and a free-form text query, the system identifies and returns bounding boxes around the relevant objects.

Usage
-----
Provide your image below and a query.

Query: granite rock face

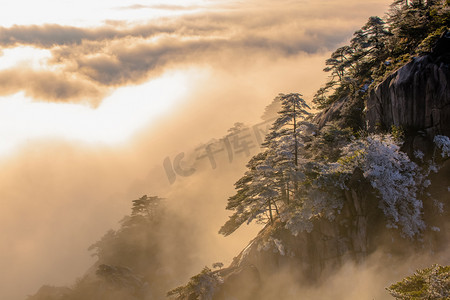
[209,35,450,300]
[313,97,346,129]
[367,34,450,138]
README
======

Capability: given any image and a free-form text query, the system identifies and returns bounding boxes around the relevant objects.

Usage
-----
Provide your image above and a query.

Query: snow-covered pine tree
[219,93,312,235]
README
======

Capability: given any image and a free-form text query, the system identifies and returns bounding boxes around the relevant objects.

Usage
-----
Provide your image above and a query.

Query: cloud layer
[0,0,392,104]
[0,1,395,299]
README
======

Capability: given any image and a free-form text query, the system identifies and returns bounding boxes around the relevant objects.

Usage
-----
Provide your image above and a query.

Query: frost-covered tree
[281,133,433,238]
[434,135,450,157]
[219,151,273,236]
[219,93,312,235]
[262,93,312,203]
[221,96,432,239]
[336,134,426,238]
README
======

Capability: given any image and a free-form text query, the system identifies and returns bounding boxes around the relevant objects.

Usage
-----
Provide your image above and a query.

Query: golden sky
[0,1,393,299]
[0,0,394,156]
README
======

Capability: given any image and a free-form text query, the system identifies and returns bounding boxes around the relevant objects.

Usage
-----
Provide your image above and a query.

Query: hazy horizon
[0,1,394,299]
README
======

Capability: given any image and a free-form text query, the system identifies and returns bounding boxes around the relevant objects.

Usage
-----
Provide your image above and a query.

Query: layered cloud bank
[0,1,393,299]
[0,0,391,104]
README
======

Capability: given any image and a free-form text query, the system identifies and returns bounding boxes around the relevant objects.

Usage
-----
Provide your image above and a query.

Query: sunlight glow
[0,47,52,70]
[0,69,199,157]
[0,0,210,27]
[0,1,213,158]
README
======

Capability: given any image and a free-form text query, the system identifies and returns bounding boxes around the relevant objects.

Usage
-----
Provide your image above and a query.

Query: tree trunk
[293,101,298,167]
[293,99,299,201]
[268,200,273,223]
[273,201,280,216]
[281,179,289,204]
[286,181,290,205]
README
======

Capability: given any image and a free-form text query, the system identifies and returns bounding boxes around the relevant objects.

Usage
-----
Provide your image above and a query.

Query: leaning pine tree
[219,93,311,236]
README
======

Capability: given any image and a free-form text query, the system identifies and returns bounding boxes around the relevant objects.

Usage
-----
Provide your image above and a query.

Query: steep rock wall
[211,37,450,300]
[367,40,450,138]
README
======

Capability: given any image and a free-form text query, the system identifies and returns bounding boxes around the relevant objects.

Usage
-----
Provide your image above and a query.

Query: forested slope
[27,1,450,300]
[170,1,450,299]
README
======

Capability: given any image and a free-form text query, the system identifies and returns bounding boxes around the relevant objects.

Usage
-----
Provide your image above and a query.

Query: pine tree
[387,264,450,299]
[219,94,312,235]
[219,152,269,236]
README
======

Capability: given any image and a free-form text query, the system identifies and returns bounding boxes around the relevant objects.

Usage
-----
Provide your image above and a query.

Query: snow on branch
[434,135,450,158]
[338,134,426,238]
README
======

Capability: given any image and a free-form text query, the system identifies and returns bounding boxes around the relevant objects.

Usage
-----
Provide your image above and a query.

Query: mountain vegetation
[313,0,449,130]
[219,0,450,239]
[27,196,201,300]
[28,1,450,299]
[387,264,450,299]
[170,0,450,298]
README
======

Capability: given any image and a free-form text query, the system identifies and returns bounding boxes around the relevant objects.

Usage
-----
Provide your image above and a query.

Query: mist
[254,247,450,300]
[0,1,397,299]
[0,52,327,300]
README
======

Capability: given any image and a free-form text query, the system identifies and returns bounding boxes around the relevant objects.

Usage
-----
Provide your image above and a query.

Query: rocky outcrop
[211,162,449,300]
[188,36,450,300]
[313,97,346,129]
[212,169,384,299]
[367,33,450,138]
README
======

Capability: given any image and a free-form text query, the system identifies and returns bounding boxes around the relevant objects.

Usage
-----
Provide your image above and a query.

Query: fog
[0,53,329,300]
[0,1,395,299]
[255,248,450,300]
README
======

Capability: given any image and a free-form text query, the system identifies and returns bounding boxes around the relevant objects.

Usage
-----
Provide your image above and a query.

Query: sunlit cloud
[0,69,195,157]
[0,0,208,27]
[117,4,205,11]
[0,46,51,69]
[0,1,396,299]
[0,0,391,106]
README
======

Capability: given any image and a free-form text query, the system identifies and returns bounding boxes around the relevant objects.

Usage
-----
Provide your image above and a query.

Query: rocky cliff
[184,34,450,300]
[209,169,390,300]
[27,29,450,300]
[367,32,450,139]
